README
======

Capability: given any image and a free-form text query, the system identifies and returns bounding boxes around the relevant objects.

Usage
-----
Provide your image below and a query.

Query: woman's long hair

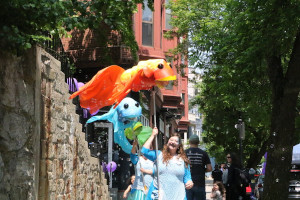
[162,133,190,167]
[229,152,242,168]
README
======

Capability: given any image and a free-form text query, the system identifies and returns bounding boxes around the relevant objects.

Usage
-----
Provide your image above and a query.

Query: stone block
[48,143,57,159]
[1,112,30,151]
[57,179,65,194]
[1,65,16,107]
[48,180,55,192]
[17,80,34,114]
[48,70,56,81]
[76,187,85,200]
[47,172,54,180]
[53,72,66,95]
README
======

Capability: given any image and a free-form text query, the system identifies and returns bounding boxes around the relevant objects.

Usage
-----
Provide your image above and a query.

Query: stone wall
[0,46,110,199]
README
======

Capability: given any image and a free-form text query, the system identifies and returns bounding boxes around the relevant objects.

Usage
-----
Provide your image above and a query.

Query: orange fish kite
[70,59,176,114]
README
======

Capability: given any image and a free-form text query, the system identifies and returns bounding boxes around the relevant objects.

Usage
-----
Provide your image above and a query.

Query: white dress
[141,147,192,200]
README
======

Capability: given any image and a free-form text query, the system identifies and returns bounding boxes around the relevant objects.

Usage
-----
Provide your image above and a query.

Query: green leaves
[0,0,152,58]
[167,0,300,168]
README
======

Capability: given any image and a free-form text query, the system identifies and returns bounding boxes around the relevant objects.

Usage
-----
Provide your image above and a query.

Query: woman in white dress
[142,127,194,200]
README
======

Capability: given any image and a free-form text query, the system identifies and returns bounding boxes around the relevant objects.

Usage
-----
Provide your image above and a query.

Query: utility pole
[235,118,245,164]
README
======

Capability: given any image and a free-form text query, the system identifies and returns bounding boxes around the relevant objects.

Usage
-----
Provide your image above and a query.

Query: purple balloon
[106,161,117,172]
[78,82,84,89]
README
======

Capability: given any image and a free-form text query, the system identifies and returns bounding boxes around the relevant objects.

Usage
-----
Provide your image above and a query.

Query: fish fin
[69,65,125,113]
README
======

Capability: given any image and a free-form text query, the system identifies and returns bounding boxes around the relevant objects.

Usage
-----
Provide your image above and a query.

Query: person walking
[128,139,155,200]
[248,168,256,199]
[226,152,246,200]
[212,164,223,183]
[185,134,212,200]
[142,127,194,200]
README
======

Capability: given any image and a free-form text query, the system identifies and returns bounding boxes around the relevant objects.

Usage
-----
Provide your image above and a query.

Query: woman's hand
[123,193,127,198]
[152,127,158,136]
[133,139,138,147]
[185,180,194,189]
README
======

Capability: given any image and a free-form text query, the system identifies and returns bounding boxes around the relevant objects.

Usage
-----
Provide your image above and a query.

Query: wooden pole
[152,88,160,196]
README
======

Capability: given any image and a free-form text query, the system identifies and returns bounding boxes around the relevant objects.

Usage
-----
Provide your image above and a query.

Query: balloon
[106,161,117,172]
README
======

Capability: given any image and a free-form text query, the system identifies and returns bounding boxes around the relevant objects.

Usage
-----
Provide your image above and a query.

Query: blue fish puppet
[86,97,142,154]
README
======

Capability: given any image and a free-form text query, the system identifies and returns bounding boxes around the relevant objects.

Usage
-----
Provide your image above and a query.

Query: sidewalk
[205,176,214,200]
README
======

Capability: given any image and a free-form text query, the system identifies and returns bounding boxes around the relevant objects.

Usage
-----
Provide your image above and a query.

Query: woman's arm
[184,165,194,189]
[141,147,159,161]
[130,140,138,165]
[141,127,159,161]
[131,139,138,154]
[140,168,153,175]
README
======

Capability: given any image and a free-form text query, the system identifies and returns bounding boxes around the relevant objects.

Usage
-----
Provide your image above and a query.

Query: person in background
[185,134,212,200]
[123,175,136,199]
[221,163,228,186]
[128,139,154,200]
[212,164,223,183]
[210,181,226,200]
[142,127,194,200]
[226,152,246,200]
[248,168,256,199]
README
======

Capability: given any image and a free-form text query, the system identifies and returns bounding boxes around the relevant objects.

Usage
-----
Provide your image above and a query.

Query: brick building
[61,0,189,197]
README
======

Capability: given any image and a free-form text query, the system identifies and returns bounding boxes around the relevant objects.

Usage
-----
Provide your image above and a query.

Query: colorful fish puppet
[70,59,176,114]
[86,97,142,154]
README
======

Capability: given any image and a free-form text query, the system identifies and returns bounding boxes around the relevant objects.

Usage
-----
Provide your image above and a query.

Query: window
[165,0,172,30]
[182,93,185,104]
[142,0,153,46]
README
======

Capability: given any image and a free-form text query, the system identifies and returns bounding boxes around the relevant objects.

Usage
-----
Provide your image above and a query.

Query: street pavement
[205,176,214,200]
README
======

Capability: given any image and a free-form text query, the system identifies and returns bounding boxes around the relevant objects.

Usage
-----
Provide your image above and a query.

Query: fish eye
[135,103,140,107]
[124,103,129,109]
[158,64,164,69]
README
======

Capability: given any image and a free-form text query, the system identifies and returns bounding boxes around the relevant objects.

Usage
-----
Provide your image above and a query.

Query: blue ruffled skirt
[127,189,146,200]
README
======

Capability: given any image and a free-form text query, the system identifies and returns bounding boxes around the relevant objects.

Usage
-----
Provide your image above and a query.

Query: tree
[192,67,271,168]
[0,0,152,59]
[167,0,300,199]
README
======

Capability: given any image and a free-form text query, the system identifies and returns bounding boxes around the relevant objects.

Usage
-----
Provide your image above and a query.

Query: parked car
[254,174,264,200]
[289,164,300,199]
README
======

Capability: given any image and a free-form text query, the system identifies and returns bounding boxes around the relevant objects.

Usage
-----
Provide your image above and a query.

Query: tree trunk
[264,30,300,199]
[263,92,297,199]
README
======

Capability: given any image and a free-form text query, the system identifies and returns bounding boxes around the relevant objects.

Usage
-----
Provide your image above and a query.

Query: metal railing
[40,33,74,83]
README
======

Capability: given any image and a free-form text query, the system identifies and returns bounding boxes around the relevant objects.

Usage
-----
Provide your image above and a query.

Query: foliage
[166,0,272,167]
[167,0,300,198]
[0,0,153,59]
